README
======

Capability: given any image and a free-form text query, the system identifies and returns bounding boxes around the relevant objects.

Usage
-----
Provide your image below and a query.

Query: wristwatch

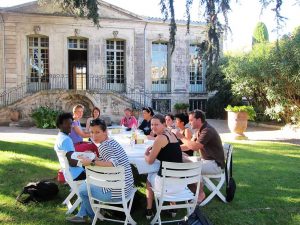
[90,159,96,166]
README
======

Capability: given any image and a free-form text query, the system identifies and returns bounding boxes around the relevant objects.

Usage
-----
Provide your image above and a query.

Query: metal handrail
[0,74,153,108]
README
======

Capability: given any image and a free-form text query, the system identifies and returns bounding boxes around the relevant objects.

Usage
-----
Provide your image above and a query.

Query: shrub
[174,103,189,112]
[31,106,62,128]
[225,105,256,121]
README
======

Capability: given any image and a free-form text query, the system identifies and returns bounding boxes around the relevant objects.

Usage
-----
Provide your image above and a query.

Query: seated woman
[165,113,175,130]
[54,113,86,181]
[174,113,194,156]
[144,114,184,219]
[120,107,138,131]
[66,118,134,223]
[69,104,99,157]
[139,107,154,137]
[86,106,101,132]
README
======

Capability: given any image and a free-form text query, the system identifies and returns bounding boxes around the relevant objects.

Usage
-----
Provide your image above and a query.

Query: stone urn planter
[225,105,256,140]
[227,111,249,139]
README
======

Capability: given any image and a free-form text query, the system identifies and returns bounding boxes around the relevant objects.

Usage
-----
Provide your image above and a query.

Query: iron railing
[0,74,152,108]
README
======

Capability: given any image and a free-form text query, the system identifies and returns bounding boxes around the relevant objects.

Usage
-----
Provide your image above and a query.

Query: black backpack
[16,180,59,204]
[178,205,213,225]
[225,147,236,202]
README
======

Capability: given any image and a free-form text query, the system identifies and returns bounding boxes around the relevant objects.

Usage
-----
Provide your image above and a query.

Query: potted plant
[225,105,256,139]
[174,103,189,113]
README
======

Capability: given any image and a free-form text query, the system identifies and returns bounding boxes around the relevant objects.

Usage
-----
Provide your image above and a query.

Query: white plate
[71,152,96,160]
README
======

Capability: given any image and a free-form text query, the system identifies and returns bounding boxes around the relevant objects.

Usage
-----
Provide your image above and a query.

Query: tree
[252,22,269,46]
[223,26,300,124]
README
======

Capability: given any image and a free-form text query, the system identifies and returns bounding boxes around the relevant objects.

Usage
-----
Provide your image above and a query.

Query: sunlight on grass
[1,138,300,225]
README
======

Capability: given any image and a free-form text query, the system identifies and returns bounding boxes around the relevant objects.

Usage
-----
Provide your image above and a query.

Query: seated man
[66,118,134,223]
[174,110,225,203]
[54,112,86,181]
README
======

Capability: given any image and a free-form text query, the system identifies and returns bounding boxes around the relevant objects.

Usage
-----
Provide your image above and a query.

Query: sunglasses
[90,118,106,126]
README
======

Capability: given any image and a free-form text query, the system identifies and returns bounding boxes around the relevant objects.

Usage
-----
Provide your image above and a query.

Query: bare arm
[66,151,79,167]
[74,125,91,138]
[144,135,167,164]
[175,130,203,151]
[86,118,92,131]
[79,157,113,167]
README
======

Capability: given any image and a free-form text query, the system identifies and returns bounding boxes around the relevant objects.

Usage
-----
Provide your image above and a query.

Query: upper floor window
[68,38,88,49]
[28,36,49,82]
[189,44,202,85]
[151,42,168,83]
[106,40,125,83]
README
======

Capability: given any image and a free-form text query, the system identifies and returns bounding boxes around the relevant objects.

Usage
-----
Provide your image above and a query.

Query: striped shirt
[98,139,134,199]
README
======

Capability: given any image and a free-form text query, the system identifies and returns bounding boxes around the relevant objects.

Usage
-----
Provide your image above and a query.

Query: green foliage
[223,26,300,124]
[252,22,269,46]
[225,105,256,121]
[31,106,62,129]
[174,103,189,111]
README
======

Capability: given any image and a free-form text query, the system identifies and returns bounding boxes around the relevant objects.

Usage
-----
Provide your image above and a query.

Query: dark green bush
[31,106,62,129]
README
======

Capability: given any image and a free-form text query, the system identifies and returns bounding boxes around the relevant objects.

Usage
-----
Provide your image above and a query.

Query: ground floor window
[152,99,171,114]
[189,99,207,112]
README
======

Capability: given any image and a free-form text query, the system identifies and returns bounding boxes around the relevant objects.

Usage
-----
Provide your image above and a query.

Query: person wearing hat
[139,107,154,136]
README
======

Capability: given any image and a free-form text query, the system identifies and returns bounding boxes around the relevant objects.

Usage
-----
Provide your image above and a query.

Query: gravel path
[0,119,298,145]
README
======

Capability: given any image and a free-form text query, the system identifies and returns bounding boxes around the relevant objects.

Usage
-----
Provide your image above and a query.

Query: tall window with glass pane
[189,45,202,85]
[28,36,49,82]
[106,40,125,84]
[151,43,168,85]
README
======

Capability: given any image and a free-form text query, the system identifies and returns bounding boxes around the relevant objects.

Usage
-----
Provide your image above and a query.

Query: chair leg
[151,197,162,225]
[66,197,81,214]
[124,198,136,225]
[92,208,99,225]
[63,190,75,208]
[201,176,226,206]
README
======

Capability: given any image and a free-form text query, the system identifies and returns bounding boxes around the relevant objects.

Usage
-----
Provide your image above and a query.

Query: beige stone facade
[0,0,210,123]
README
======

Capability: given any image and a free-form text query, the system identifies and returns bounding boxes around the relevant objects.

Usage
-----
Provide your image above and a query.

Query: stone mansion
[0,0,210,124]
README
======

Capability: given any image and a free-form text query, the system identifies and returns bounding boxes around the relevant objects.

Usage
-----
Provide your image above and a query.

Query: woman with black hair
[138,107,154,136]
[174,113,194,156]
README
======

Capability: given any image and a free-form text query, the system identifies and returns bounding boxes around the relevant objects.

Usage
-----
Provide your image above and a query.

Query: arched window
[28,36,49,82]
[106,39,125,84]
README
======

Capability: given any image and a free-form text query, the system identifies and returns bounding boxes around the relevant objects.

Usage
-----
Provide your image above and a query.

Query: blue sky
[1,0,299,51]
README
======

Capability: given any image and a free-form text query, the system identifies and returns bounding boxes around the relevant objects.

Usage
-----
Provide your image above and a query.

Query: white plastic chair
[151,161,202,225]
[55,150,83,214]
[85,166,137,225]
[200,143,233,206]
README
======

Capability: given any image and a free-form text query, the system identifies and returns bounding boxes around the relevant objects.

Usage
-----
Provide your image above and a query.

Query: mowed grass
[0,138,299,225]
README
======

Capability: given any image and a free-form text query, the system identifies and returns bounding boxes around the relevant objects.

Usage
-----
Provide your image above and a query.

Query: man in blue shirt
[54,113,86,181]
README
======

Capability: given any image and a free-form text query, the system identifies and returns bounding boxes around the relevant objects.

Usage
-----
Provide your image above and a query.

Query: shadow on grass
[0,140,56,161]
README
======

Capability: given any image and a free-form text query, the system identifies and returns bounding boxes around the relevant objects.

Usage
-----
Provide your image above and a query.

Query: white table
[108,128,160,174]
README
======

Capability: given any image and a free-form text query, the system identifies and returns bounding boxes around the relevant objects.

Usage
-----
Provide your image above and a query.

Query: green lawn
[0,138,299,225]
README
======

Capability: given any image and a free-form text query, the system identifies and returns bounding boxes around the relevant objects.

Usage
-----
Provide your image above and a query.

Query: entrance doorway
[68,38,88,90]
[68,50,87,90]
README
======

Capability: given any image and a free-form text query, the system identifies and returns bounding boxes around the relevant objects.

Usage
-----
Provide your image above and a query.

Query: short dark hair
[166,113,174,120]
[175,113,189,125]
[142,107,154,116]
[90,118,107,131]
[152,114,166,124]
[56,112,73,128]
[189,110,206,123]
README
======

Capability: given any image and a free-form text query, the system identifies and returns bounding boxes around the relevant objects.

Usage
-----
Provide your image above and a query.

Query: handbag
[178,205,213,225]
[225,148,236,202]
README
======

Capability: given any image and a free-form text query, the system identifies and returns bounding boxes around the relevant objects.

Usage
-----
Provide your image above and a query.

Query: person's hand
[145,146,152,156]
[78,155,92,166]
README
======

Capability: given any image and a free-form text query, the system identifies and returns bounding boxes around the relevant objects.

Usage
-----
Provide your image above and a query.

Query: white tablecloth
[108,129,160,174]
